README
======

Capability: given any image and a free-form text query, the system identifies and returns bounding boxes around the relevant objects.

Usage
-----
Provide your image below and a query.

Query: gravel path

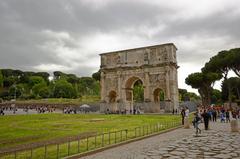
[81,120,240,159]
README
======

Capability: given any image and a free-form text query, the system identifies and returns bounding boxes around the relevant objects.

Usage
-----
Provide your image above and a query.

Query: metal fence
[0,120,181,159]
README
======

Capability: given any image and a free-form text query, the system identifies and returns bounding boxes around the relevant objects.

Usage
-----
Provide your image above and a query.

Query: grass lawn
[15,96,100,105]
[0,114,180,150]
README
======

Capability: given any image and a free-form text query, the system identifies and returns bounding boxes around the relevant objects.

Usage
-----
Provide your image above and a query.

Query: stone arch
[153,88,165,102]
[125,76,144,101]
[100,43,179,113]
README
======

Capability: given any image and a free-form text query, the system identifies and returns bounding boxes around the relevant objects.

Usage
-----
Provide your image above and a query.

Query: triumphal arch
[100,43,179,113]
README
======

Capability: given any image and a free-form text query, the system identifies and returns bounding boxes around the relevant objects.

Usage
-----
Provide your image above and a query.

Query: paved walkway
[81,121,240,159]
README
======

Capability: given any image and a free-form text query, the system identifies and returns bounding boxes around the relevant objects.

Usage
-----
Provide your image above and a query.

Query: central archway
[125,77,144,113]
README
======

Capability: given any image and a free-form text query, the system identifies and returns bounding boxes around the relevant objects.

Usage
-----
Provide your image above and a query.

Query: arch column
[144,72,150,101]
[100,72,106,101]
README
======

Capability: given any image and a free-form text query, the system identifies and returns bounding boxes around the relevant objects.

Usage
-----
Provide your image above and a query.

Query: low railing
[1,120,181,159]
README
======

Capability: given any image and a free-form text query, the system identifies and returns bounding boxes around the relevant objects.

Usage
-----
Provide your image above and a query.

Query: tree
[133,80,144,102]
[222,77,240,102]
[32,83,47,97]
[211,89,222,104]
[78,77,97,96]
[228,48,240,77]
[1,69,14,77]
[92,70,100,81]
[185,72,222,106]
[53,71,66,80]
[203,50,230,79]
[38,86,51,98]
[34,72,50,83]
[178,89,188,101]
[53,80,77,98]
[8,84,25,99]
[202,48,240,103]
[29,76,45,88]
[3,76,17,88]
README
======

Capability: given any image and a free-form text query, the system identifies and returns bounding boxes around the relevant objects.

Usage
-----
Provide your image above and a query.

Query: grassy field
[0,114,180,150]
[15,96,100,105]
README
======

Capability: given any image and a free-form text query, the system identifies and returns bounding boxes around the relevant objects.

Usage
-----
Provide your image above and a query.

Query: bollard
[184,118,190,129]
[231,119,239,132]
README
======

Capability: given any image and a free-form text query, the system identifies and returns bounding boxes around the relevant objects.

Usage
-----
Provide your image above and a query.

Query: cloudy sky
[0,0,239,93]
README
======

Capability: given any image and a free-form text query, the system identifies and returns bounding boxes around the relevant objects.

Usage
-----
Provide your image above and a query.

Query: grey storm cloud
[0,0,240,92]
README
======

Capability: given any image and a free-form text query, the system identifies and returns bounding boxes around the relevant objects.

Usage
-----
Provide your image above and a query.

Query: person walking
[181,108,185,125]
[226,110,230,123]
[202,110,210,130]
[212,109,217,122]
[193,111,201,135]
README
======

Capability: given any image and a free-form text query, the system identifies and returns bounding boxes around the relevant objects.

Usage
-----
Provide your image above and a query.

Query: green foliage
[188,47,240,105]
[159,90,164,101]
[185,72,222,105]
[34,72,50,83]
[133,80,144,102]
[53,80,77,98]
[1,69,23,77]
[3,76,17,87]
[78,77,100,96]
[203,50,230,79]
[8,84,25,98]
[32,82,47,96]
[38,87,51,98]
[92,70,100,81]
[228,48,240,77]
[29,76,45,88]
[0,68,101,100]
[179,89,200,102]
[211,89,222,104]
[222,77,240,102]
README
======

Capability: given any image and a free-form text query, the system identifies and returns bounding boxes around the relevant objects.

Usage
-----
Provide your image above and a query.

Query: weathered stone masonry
[100,43,179,113]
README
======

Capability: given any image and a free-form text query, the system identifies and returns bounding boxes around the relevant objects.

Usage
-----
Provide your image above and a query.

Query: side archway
[153,88,165,102]
[108,90,117,103]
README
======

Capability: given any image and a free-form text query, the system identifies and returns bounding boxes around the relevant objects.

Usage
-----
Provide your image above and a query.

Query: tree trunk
[236,88,240,100]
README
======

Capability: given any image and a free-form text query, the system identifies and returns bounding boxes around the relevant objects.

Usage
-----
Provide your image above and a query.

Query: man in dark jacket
[181,108,185,125]
[202,110,210,130]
